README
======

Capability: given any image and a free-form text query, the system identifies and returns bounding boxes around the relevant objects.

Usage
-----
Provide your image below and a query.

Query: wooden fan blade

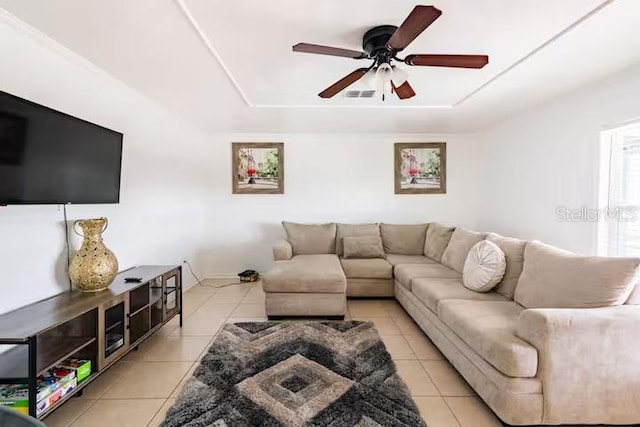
[319,68,368,98]
[405,54,489,68]
[293,43,367,59]
[393,81,416,100]
[388,6,442,51]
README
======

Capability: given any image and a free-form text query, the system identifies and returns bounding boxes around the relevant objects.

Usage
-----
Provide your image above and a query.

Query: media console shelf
[0,265,182,419]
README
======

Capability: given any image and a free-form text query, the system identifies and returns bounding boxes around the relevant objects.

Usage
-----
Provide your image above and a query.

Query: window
[599,122,640,256]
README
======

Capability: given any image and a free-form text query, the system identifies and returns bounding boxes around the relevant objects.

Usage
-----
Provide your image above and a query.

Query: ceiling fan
[292,5,489,100]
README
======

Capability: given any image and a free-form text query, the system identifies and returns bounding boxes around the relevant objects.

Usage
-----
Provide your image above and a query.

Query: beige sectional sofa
[263,221,640,426]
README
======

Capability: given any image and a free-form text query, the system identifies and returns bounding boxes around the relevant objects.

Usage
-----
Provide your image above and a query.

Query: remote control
[125,277,142,283]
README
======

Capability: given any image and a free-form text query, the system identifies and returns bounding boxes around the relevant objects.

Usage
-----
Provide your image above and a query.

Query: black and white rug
[162,321,426,427]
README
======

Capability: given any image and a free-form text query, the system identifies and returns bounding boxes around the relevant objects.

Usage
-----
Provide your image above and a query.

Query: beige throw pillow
[380,223,429,255]
[463,241,506,292]
[424,223,456,262]
[342,236,386,259]
[335,223,380,256]
[282,222,336,255]
[441,228,487,273]
[515,241,640,308]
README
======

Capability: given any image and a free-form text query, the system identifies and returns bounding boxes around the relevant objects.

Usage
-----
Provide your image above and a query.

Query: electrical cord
[183,259,243,289]
[183,259,203,286]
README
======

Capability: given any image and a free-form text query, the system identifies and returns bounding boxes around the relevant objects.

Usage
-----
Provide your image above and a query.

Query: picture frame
[232,142,284,194]
[394,142,446,194]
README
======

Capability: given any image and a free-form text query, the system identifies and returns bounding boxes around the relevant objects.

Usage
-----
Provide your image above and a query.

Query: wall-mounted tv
[0,91,123,205]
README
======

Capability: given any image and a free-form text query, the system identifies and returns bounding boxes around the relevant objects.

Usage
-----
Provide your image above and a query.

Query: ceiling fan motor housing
[362,25,398,58]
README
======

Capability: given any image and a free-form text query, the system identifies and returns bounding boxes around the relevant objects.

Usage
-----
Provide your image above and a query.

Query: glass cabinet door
[163,269,181,320]
[150,277,164,330]
[98,294,129,369]
[105,302,125,357]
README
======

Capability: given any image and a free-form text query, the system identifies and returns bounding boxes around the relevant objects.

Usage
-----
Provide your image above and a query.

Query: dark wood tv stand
[0,265,182,419]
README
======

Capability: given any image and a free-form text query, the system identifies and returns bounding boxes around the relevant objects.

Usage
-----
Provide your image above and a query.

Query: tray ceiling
[0,0,638,133]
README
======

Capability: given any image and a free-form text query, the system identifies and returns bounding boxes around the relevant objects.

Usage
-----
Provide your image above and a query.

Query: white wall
[0,13,484,313]
[201,133,482,277]
[0,15,211,314]
[12,3,637,313]
[477,64,640,254]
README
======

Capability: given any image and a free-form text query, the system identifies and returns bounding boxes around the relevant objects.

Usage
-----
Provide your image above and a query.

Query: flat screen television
[0,91,123,205]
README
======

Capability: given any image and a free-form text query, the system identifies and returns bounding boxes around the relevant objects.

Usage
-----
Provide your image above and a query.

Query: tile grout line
[65,398,98,427]
[388,310,455,426]
[145,398,169,427]
[162,284,245,400]
[77,287,475,426]
[142,283,230,426]
[159,281,252,406]
[95,284,224,426]
[441,395,465,427]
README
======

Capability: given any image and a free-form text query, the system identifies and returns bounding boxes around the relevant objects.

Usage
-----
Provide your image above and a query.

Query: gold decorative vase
[69,217,118,292]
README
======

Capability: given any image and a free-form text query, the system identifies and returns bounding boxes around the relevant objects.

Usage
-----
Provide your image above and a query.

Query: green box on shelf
[60,359,91,383]
[0,387,29,415]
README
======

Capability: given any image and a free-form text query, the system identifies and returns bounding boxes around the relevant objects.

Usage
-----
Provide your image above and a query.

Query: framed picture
[395,143,446,194]
[232,142,284,194]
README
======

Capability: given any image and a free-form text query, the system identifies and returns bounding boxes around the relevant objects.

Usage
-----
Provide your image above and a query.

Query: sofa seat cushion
[263,254,346,293]
[385,255,437,266]
[340,258,393,279]
[411,277,508,313]
[395,264,460,292]
[439,300,538,378]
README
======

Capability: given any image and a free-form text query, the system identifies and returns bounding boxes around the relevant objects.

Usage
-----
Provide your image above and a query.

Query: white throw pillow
[463,241,506,293]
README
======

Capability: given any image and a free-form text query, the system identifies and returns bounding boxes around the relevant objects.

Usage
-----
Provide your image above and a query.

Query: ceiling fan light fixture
[391,66,409,87]
[362,67,378,89]
[295,5,489,100]
[375,63,393,83]
[376,63,394,100]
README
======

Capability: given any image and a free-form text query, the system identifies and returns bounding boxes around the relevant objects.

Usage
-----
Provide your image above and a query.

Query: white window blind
[599,123,640,256]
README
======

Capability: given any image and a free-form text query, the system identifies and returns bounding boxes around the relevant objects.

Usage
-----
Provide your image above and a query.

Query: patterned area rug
[162,321,426,427]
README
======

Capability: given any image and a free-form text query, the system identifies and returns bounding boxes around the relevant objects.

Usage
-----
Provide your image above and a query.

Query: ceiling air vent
[343,90,376,99]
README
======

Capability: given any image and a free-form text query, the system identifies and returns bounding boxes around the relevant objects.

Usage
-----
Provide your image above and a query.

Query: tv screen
[0,91,123,205]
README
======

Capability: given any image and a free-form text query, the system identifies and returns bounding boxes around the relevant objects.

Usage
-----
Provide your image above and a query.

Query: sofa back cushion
[282,222,337,255]
[515,241,640,308]
[424,223,456,262]
[486,233,528,300]
[441,228,487,273]
[343,236,386,259]
[380,223,429,255]
[335,223,380,256]
[625,283,640,305]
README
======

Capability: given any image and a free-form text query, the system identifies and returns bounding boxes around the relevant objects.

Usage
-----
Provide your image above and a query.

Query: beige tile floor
[43,279,503,427]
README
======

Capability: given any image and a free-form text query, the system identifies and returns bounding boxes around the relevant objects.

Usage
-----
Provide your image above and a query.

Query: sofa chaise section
[264,222,347,318]
[263,253,347,318]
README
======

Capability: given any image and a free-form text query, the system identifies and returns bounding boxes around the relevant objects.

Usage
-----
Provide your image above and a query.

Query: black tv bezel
[0,90,124,206]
